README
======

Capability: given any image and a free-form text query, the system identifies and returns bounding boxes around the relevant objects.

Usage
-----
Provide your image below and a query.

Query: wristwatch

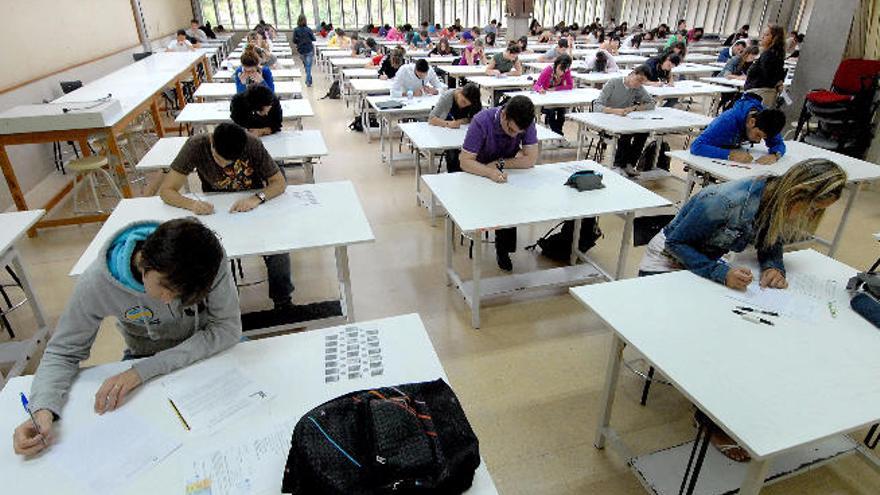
[255,191,267,204]
[497,158,506,171]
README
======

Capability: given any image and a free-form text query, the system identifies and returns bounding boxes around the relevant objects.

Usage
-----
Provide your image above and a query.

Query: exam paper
[162,356,273,432]
[46,410,181,493]
[726,278,823,322]
[184,421,295,495]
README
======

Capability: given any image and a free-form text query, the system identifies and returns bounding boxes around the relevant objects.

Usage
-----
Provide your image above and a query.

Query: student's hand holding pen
[13,409,54,456]
[728,150,754,163]
[760,268,788,289]
[725,266,754,290]
[189,200,215,215]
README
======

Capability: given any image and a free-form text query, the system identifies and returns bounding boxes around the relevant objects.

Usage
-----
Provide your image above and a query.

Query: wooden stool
[67,155,124,214]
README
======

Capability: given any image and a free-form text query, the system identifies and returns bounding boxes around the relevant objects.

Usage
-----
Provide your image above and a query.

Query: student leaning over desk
[690,93,786,164]
[13,219,241,456]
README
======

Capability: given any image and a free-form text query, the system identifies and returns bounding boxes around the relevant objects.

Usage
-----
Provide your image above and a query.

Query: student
[718,39,747,63]
[13,218,240,456]
[293,14,316,87]
[166,30,195,52]
[744,25,787,107]
[378,47,405,79]
[517,36,530,53]
[584,50,619,72]
[459,39,487,65]
[428,83,483,173]
[391,59,446,96]
[720,46,759,79]
[256,32,278,68]
[429,37,455,57]
[484,19,498,34]
[484,31,497,47]
[186,19,208,43]
[158,124,294,310]
[233,51,275,93]
[428,23,439,35]
[459,96,539,271]
[724,24,750,46]
[352,35,377,57]
[676,19,687,32]
[691,94,786,164]
[664,30,687,50]
[644,52,680,86]
[687,27,704,43]
[622,33,643,49]
[378,24,389,37]
[328,28,350,48]
[593,66,656,176]
[789,34,804,59]
[461,26,479,42]
[529,19,542,36]
[637,159,846,460]
[533,54,574,135]
[540,39,570,62]
[486,41,523,76]
[409,30,433,50]
[537,29,553,43]
[599,35,621,56]
[230,85,282,137]
[200,21,217,39]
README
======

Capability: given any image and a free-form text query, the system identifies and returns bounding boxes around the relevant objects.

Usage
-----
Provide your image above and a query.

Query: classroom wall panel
[141,0,196,39]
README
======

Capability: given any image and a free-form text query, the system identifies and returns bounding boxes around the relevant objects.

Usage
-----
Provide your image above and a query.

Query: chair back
[59,80,83,94]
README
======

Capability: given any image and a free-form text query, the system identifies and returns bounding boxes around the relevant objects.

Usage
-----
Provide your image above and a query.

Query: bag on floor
[528,218,602,262]
[282,379,481,495]
[322,80,341,100]
[636,140,671,171]
[847,256,880,328]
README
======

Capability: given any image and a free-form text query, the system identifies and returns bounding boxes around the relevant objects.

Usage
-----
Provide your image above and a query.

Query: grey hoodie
[29,222,242,417]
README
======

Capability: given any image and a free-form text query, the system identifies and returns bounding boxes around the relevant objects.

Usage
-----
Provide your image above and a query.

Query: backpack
[349,115,379,132]
[527,218,602,262]
[282,379,481,495]
[635,140,671,172]
[848,256,880,329]
[323,80,341,99]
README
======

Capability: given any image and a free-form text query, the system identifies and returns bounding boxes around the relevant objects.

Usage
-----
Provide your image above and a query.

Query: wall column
[419,0,434,24]
[129,0,152,52]
[504,0,534,40]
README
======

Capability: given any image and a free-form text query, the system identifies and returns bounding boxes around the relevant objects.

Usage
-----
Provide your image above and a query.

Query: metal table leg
[414,147,422,206]
[445,216,454,286]
[303,158,315,184]
[471,230,482,329]
[576,122,585,160]
[828,183,861,258]
[615,212,634,280]
[595,334,625,449]
[335,245,354,322]
[738,459,771,495]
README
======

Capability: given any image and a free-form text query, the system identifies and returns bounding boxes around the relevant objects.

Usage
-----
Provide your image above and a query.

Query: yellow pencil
[168,399,191,431]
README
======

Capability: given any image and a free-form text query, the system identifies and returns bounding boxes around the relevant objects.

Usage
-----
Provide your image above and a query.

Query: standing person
[166,30,195,52]
[690,94,787,164]
[744,24,787,108]
[12,218,241,457]
[233,50,275,93]
[230,84,282,137]
[486,41,523,76]
[428,83,483,172]
[459,38,487,65]
[459,96,540,271]
[391,59,446,96]
[532,54,574,135]
[158,123,295,311]
[186,19,208,43]
[593,66,656,176]
[637,159,846,461]
[293,14,316,87]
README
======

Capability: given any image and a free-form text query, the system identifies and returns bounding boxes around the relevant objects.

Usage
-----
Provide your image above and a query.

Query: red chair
[795,59,880,158]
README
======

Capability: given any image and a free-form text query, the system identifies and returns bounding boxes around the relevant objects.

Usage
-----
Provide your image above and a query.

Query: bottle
[407,89,414,100]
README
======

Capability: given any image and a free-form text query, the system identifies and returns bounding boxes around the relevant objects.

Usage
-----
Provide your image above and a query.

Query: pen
[711,160,751,169]
[20,393,48,447]
[732,310,774,326]
[736,306,779,317]
[168,399,191,431]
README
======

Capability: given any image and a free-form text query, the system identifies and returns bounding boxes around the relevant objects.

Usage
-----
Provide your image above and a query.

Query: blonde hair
[756,159,847,248]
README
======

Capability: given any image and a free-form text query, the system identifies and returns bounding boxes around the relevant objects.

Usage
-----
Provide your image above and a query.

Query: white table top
[175,99,314,124]
[567,107,713,134]
[672,62,720,76]
[413,55,459,64]
[329,57,373,68]
[874,232,880,241]
[523,61,590,72]
[221,58,296,68]
[213,68,302,80]
[349,78,393,94]
[699,76,746,88]
[135,130,327,172]
[0,210,44,253]
[504,88,602,108]
[399,122,562,152]
[70,181,373,276]
[342,68,380,79]
[466,75,536,89]
[572,70,631,85]
[319,50,354,58]
[434,65,491,77]
[667,140,880,183]
[619,47,658,55]
[684,53,719,63]
[613,55,648,66]
[645,80,737,98]
[422,161,671,232]
[366,95,441,115]
[571,249,880,460]
[0,314,498,494]
[194,81,303,99]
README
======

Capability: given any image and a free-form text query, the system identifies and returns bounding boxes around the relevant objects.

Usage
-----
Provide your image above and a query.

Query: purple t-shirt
[462,107,538,164]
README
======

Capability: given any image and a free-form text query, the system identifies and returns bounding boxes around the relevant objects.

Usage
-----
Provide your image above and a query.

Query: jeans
[613,133,649,168]
[301,53,314,86]
[444,149,461,173]
[542,108,566,135]
[264,253,294,306]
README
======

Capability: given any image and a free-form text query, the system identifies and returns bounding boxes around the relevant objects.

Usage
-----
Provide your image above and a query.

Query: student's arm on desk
[504,144,538,168]
[159,171,215,215]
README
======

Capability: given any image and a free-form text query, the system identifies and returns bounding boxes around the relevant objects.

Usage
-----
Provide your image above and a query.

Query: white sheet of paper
[726,280,822,321]
[45,410,181,493]
[161,356,272,432]
[505,171,565,190]
[184,421,295,495]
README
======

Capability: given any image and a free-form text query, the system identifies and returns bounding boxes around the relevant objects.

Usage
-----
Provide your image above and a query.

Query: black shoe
[273,300,295,313]
[496,251,513,272]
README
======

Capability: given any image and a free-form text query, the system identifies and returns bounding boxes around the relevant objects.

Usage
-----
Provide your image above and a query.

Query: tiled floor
[4,58,880,494]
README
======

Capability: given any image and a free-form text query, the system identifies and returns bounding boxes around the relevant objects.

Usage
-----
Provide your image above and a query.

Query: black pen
[732,309,775,326]
[736,306,779,317]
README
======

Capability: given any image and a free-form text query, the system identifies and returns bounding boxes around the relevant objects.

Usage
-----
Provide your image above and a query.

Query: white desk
[193,81,303,100]
[398,122,564,218]
[504,87,602,112]
[434,64,489,87]
[572,70,632,87]
[410,55,459,65]
[366,95,441,173]
[672,63,720,78]
[135,130,328,183]
[645,80,737,114]
[0,314,499,494]
[213,68,302,80]
[0,211,48,389]
[341,68,380,79]
[423,161,671,328]
[221,58,296,68]
[349,79,394,131]
[699,77,793,90]
[571,249,880,495]
[613,55,648,67]
[619,47,659,55]
[466,75,537,105]
[684,53,719,63]
[668,140,880,257]
[175,100,314,129]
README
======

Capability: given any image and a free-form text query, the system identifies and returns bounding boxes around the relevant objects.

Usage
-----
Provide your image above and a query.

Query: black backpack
[635,140,671,171]
[282,379,480,494]
[323,80,342,99]
[527,218,602,262]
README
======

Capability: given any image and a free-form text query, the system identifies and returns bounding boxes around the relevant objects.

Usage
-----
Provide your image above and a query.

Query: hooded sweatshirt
[690,95,786,160]
[29,221,242,417]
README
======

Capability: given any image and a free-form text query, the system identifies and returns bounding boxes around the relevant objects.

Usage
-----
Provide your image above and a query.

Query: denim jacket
[663,178,785,284]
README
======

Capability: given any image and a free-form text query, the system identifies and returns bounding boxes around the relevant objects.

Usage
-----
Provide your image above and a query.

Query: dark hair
[240,51,260,67]
[554,54,573,72]
[765,24,786,53]
[297,14,308,27]
[754,109,786,137]
[140,219,224,306]
[212,123,248,161]
[191,19,199,24]
[177,29,187,36]
[631,65,652,79]
[503,95,535,131]
[735,46,760,73]
[486,32,496,45]
[593,51,609,72]
[507,40,522,54]
[517,36,528,49]
[459,83,483,116]
[557,38,569,48]
[415,58,429,73]
[367,37,377,49]
[665,53,682,66]
[734,39,748,47]
[741,24,750,31]
[244,84,275,108]
[630,34,643,48]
